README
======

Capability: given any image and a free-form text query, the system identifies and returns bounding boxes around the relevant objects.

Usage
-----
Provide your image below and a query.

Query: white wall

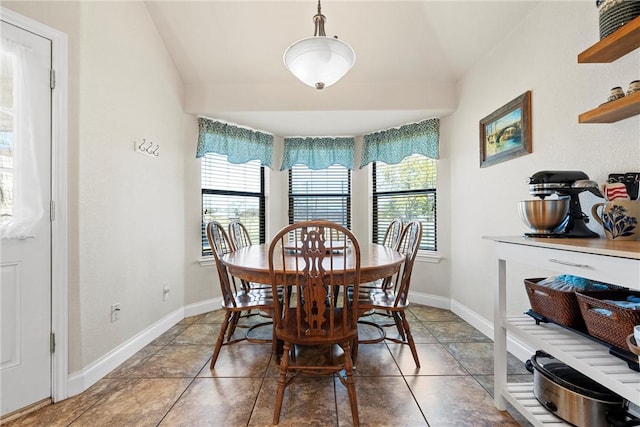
[76,1,192,367]
[444,1,640,323]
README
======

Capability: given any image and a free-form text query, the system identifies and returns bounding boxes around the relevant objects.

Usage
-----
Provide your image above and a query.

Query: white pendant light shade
[283,0,356,90]
[284,36,355,90]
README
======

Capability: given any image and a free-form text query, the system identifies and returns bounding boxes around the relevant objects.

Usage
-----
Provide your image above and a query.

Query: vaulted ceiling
[145,1,540,136]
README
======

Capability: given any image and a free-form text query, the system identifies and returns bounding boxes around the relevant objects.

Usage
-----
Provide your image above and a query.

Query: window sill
[416,252,442,263]
[198,256,215,267]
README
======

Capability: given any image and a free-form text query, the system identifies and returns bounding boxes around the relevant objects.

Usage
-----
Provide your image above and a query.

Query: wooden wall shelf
[579,90,640,123]
[578,16,640,123]
[578,15,640,63]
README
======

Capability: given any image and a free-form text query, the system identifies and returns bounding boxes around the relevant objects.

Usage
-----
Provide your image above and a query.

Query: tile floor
[5,304,534,426]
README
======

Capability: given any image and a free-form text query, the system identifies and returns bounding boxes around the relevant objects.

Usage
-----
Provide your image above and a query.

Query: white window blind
[373,154,437,251]
[201,153,264,255]
[288,164,351,228]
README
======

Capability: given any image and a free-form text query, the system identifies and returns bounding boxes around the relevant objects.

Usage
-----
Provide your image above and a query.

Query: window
[373,154,436,251]
[201,153,265,255]
[288,164,351,228]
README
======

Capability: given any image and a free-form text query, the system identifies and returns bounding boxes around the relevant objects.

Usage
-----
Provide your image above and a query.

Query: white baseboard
[65,293,533,398]
[449,298,534,362]
[409,290,450,310]
[66,298,224,397]
[183,297,221,318]
[67,307,184,397]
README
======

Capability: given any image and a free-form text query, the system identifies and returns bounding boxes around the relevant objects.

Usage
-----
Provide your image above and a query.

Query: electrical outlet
[111,303,121,322]
[163,284,170,301]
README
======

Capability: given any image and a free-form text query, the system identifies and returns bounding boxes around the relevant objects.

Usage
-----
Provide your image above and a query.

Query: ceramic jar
[627,80,640,95]
[591,200,640,240]
[608,86,625,102]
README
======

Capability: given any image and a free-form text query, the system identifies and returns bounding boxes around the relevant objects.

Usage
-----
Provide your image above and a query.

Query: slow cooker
[526,351,640,427]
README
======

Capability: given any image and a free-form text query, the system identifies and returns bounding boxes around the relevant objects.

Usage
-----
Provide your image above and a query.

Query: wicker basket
[577,290,640,350]
[525,277,623,329]
[599,0,640,39]
[525,278,579,328]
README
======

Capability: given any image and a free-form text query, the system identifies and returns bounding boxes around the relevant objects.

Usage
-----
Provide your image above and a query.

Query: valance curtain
[196,117,274,168]
[360,118,439,168]
[281,137,355,171]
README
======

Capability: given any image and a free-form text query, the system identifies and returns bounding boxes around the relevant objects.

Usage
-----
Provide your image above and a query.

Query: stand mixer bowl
[518,199,570,234]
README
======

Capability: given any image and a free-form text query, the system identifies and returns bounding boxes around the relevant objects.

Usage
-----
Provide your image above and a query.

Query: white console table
[487,236,640,426]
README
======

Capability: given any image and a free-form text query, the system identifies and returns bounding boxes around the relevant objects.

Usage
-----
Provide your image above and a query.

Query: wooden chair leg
[393,312,406,340]
[226,311,240,341]
[343,343,360,427]
[352,332,359,365]
[273,341,291,425]
[400,311,420,368]
[210,311,231,369]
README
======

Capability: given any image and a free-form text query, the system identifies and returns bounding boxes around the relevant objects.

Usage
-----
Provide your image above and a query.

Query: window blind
[201,153,265,255]
[373,154,437,251]
[288,164,351,228]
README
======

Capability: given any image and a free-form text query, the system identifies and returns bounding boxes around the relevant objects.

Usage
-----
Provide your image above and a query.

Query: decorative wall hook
[134,138,160,158]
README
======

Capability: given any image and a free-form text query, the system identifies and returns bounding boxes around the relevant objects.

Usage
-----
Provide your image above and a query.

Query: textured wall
[444,1,640,322]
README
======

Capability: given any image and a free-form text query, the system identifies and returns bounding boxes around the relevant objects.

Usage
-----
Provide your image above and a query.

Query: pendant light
[283,0,356,90]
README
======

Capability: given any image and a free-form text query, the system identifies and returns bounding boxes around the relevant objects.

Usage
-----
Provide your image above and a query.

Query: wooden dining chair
[363,218,403,293]
[268,220,361,426]
[205,221,275,369]
[227,219,270,293]
[356,220,422,367]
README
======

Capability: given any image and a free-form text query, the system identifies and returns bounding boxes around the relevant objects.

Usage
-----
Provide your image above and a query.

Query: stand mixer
[525,171,603,238]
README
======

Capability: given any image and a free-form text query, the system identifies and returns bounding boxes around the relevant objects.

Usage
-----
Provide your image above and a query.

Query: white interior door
[0,20,53,416]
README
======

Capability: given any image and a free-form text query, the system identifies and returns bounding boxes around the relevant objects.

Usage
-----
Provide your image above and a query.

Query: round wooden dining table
[220,243,405,285]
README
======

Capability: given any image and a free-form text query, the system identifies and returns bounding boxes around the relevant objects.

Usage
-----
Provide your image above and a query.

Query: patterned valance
[196,117,273,168]
[360,118,439,168]
[281,137,355,171]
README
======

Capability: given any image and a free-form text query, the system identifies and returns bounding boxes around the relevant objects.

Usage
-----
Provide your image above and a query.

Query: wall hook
[134,138,160,158]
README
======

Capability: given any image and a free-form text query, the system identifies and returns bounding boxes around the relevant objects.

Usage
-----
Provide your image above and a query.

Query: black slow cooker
[526,351,640,427]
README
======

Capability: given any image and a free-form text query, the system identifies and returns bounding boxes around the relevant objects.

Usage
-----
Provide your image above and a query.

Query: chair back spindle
[228,220,252,251]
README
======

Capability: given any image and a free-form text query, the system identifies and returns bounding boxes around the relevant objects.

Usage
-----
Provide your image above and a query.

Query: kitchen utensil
[525,171,602,238]
[526,350,640,427]
[518,199,570,235]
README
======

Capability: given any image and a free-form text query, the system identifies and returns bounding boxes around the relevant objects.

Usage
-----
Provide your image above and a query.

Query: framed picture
[479,91,532,168]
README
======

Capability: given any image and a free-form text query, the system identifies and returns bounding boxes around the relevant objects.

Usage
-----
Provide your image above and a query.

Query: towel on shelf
[603,299,640,310]
[536,274,610,292]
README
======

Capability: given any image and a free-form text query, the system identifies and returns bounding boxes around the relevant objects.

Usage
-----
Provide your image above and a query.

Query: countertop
[483,235,640,259]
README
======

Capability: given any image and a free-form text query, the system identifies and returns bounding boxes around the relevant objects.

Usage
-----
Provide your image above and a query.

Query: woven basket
[524,279,577,328]
[577,290,640,350]
[599,0,640,39]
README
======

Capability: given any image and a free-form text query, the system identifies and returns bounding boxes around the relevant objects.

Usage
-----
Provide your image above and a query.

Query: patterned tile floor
[5,305,533,426]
